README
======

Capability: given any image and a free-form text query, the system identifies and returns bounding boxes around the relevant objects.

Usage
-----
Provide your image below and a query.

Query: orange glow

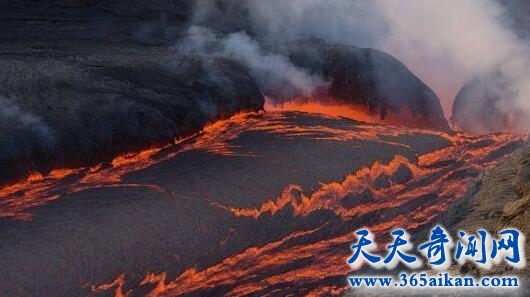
[0,105,524,296]
[87,273,127,297]
[83,111,524,297]
[0,112,258,220]
[264,98,380,124]
[264,97,437,129]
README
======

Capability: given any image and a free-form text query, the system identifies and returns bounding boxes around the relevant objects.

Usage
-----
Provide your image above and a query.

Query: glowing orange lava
[0,106,525,296]
[264,97,439,129]
[0,112,256,220]
[264,98,380,124]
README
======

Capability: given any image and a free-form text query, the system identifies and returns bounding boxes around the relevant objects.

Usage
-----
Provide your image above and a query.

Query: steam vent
[0,1,529,297]
[452,71,530,134]
[273,40,450,131]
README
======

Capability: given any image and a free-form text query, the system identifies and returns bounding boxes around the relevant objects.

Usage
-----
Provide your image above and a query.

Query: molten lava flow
[0,112,257,220]
[264,97,439,129]
[84,111,523,297]
[264,98,381,124]
[0,106,525,296]
[134,131,516,297]
[224,132,518,221]
[87,273,127,297]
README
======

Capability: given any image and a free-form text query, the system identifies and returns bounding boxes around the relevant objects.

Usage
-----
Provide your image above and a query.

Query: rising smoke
[188,0,530,133]
[0,96,56,148]
[176,26,327,100]
[0,96,56,179]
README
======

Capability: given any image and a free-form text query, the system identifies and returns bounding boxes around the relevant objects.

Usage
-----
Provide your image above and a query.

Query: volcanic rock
[341,189,374,209]
[390,164,414,185]
[272,39,450,131]
[0,111,516,296]
[452,71,529,134]
[0,0,194,45]
[443,144,530,281]
[0,1,451,183]
[0,44,263,183]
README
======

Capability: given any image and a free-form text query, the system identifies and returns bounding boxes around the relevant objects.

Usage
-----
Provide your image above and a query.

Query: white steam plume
[176,26,327,101]
[191,0,530,133]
